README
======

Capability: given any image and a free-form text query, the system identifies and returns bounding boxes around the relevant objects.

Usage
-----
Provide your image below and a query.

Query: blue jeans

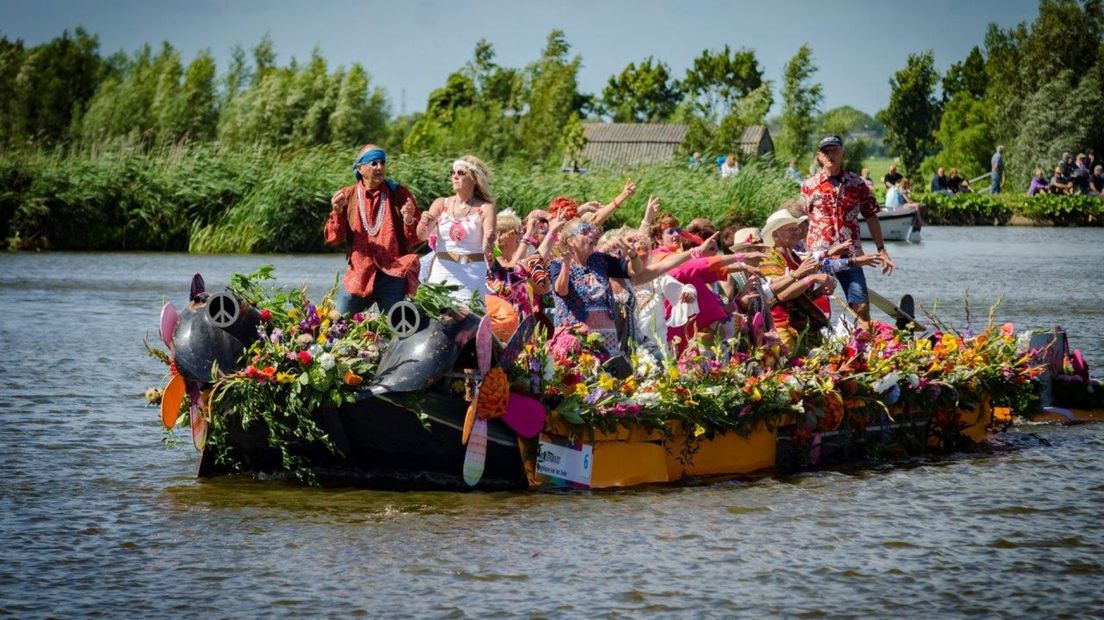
[990,173,1002,194]
[834,265,868,306]
[335,272,406,315]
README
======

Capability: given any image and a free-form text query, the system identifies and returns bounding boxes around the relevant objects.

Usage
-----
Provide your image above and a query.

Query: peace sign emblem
[206,292,240,328]
[387,300,421,339]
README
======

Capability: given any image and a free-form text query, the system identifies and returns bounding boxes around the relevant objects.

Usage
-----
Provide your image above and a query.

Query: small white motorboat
[860,206,922,242]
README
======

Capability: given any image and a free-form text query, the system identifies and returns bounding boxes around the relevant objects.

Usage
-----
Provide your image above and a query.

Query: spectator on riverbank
[720,154,740,179]
[1072,154,1093,194]
[860,168,875,189]
[689,152,703,170]
[1027,169,1050,196]
[947,168,966,193]
[326,144,421,315]
[883,163,903,189]
[1049,166,1074,195]
[930,167,951,195]
[1059,152,1074,178]
[886,178,922,209]
[991,146,1005,194]
[1092,165,1104,194]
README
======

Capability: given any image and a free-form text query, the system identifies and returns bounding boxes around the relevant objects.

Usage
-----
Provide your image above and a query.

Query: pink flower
[1000,323,1015,338]
[448,221,467,243]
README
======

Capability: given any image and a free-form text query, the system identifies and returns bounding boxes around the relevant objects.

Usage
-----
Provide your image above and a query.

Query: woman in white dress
[415,155,497,307]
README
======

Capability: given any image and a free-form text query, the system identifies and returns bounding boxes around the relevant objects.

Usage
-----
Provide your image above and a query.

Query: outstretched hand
[330,189,348,214]
[400,197,417,223]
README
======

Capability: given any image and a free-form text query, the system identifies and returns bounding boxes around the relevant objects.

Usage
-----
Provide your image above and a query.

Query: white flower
[874,372,902,393]
[319,352,336,370]
[309,344,324,357]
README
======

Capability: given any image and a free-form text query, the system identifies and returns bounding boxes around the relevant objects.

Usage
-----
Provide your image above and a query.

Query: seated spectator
[883,163,903,189]
[1072,154,1092,194]
[720,153,740,179]
[930,167,951,194]
[1049,166,1074,195]
[885,179,921,209]
[1027,168,1050,196]
[946,168,965,193]
[860,168,875,189]
[1092,164,1104,194]
[1059,152,1074,178]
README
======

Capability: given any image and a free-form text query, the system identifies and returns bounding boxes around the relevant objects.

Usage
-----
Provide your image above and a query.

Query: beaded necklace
[356,183,389,236]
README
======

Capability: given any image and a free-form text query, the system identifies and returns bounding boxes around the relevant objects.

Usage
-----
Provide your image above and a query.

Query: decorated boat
[860,206,923,242]
[148,267,1102,490]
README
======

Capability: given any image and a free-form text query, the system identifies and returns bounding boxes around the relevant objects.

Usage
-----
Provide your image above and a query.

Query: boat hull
[860,208,921,242]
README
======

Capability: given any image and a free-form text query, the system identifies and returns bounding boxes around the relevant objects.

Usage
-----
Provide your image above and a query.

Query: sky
[1,0,1042,118]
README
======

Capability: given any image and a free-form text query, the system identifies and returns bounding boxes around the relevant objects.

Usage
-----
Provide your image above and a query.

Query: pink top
[653,251,731,330]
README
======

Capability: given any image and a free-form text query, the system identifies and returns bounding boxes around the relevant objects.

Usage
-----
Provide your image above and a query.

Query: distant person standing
[990,146,1004,194]
[801,135,895,330]
[860,168,875,189]
[1092,164,1104,194]
[689,151,703,169]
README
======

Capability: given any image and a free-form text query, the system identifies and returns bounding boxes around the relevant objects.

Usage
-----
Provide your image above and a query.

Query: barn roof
[579,122,689,166]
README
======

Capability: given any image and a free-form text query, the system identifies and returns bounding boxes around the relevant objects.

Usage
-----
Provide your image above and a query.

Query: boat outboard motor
[173,291,261,383]
[364,301,481,397]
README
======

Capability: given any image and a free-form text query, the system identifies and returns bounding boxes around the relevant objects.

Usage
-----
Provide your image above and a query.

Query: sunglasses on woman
[451,169,468,178]
[662,227,682,236]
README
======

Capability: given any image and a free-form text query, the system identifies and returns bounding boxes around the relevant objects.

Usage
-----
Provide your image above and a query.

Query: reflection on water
[1,227,1103,616]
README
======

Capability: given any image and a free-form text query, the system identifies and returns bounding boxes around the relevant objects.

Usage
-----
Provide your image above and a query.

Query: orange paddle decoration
[161,374,185,429]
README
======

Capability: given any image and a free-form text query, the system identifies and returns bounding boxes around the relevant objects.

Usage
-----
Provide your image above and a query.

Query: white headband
[452,159,486,180]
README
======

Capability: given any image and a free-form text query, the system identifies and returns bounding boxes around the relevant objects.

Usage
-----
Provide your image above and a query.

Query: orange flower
[344,370,363,386]
[257,366,277,381]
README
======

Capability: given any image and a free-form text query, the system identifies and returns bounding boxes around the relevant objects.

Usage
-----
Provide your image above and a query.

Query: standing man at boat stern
[325,144,421,315]
[800,134,895,330]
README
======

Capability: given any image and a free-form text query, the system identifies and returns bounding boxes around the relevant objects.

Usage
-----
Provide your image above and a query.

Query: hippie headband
[353,148,386,180]
[452,159,487,180]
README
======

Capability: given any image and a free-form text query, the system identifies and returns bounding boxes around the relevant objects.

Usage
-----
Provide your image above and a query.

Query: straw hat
[760,210,807,247]
[729,227,764,252]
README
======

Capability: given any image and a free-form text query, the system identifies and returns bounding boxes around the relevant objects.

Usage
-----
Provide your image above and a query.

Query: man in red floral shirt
[800,135,895,326]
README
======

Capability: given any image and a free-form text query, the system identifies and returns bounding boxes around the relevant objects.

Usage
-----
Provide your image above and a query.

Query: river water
[1,227,1103,617]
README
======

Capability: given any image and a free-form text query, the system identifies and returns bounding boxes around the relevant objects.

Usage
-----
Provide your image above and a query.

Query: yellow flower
[574,383,589,397]
[598,373,615,392]
[321,319,331,331]
[941,333,959,352]
[287,308,301,319]
[929,362,943,373]
[750,387,762,402]
[317,332,327,343]
[667,367,680,381]
[694,424,706,437]
[916,339,932,352]
[276,372,296,383]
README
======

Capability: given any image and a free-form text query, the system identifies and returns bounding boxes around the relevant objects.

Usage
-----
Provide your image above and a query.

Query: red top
[324,181,421,298]
[800,170,880,255]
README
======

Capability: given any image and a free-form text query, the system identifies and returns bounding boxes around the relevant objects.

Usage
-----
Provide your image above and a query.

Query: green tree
[600,57,681,122]
[942,46,987,102]
[519,30,584,162]
[150,44,183,142]
[1009,67,1104,186]
[681,45,764,121]
[329,64,389,146]
[879,50,940,176]
[6,28,101,142]
[778,44,823,160]
[923,92,994,178]
[178,50,218,141]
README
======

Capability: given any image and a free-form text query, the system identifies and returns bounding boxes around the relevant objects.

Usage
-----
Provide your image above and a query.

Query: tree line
[0,26,874,166]
[880,0,1104,186]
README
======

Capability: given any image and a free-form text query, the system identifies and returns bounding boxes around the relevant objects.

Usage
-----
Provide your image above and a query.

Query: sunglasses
[359,160,385,169]
[662,227,682,236]
[451,169,468,177]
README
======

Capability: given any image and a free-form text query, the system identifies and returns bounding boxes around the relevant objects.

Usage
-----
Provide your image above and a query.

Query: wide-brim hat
[729,227,765,252]
[760,210,807,247]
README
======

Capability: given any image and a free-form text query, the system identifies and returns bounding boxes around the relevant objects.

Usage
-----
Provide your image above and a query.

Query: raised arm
[588,180,636,227]
[481,202,497,264]
[415,197,446,241]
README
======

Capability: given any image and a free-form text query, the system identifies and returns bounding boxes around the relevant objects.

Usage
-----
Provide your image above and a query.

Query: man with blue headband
[325,143,421,315]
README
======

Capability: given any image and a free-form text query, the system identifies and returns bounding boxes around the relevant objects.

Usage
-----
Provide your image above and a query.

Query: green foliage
[923,93,994,179]
[600,57,681,122]
[1008,68,1104,185]
[0,28,101,144]
[917,191,1103,226]
[1,145,800,251]
[879,50,940,177]
[681,45,764,122]
[942,46,988,102]
[778,44,823,161]
[518,30,586,162]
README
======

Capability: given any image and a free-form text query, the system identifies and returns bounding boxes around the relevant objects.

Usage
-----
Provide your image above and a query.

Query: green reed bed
[1,145,799,253]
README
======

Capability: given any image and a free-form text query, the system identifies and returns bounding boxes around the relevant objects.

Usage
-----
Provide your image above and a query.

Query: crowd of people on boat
[325,135,896,367]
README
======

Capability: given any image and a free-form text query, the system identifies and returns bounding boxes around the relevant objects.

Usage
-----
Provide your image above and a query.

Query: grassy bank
[915,192,1104,226]
[0,145,799,252]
